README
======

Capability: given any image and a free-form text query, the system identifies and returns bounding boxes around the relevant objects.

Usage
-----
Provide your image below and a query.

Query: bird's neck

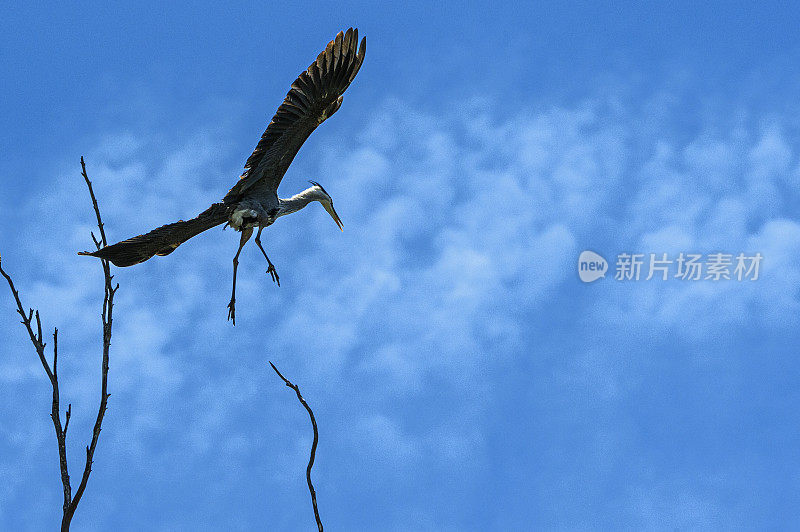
[278,186,324,216]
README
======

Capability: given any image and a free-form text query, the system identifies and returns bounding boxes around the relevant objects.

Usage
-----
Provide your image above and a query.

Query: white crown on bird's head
[307,180,330,197]
[306,180,342,231]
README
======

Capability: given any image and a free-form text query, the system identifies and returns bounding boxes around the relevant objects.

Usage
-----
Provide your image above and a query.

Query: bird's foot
[267,262,280,287]
[227,299,236,325]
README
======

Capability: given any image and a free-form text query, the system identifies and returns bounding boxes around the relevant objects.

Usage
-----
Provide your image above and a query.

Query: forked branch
[0,157,117,531]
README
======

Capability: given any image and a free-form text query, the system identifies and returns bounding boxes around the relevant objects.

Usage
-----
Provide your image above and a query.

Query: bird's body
[81,28,365,323]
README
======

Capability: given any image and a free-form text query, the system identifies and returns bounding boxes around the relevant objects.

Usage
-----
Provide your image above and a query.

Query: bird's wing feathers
[78,203,229,267]
[224,28,366,203]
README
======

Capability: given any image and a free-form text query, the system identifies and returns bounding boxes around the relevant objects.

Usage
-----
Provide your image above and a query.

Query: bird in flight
[81,28,366,324]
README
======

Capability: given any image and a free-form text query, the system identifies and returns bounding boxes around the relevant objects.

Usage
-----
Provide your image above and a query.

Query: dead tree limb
[0,157,117,531]
[269,361,323,532]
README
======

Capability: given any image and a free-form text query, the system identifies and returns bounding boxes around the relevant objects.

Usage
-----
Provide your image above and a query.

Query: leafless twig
[269,362,323,532]
[0,157,117,531]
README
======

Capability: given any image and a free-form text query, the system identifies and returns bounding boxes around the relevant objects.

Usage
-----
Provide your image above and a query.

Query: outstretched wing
[78,203,229,267]
[224,28,366,203]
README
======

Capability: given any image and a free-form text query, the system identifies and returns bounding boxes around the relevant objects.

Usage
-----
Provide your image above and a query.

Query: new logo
[578,250,608,283]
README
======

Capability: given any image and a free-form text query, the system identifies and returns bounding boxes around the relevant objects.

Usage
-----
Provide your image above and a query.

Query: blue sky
[2,2,800,530]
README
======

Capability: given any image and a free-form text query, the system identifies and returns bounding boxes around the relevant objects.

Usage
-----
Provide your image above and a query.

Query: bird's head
[309,181,343,231]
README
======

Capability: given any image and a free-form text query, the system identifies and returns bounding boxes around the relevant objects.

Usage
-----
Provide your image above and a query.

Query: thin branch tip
[270,362,323,531]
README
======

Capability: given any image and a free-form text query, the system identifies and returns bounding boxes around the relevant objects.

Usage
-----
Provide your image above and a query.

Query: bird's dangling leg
[228,227,253,325]
[254,226,280,287]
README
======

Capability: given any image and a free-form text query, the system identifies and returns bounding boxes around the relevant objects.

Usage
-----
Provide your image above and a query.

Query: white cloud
[2,90,800,528]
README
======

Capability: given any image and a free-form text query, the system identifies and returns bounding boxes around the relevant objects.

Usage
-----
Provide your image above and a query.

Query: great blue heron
[81,28,366,324]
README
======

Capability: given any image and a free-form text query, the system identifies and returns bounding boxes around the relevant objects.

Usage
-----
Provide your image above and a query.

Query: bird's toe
[267,265,280,286]
[227,300,236,325]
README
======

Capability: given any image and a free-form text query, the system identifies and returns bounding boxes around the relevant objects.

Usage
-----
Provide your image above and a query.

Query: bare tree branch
[64,157,117,529]
[0,260,73,519]
[0,157,117,531]
[51,328,72,516]
[269,362,323,532]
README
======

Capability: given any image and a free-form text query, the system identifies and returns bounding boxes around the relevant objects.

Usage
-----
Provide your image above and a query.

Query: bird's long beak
[324,202,343,231]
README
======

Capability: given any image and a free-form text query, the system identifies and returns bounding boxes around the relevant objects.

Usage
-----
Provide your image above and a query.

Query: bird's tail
[79,203,229,267]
